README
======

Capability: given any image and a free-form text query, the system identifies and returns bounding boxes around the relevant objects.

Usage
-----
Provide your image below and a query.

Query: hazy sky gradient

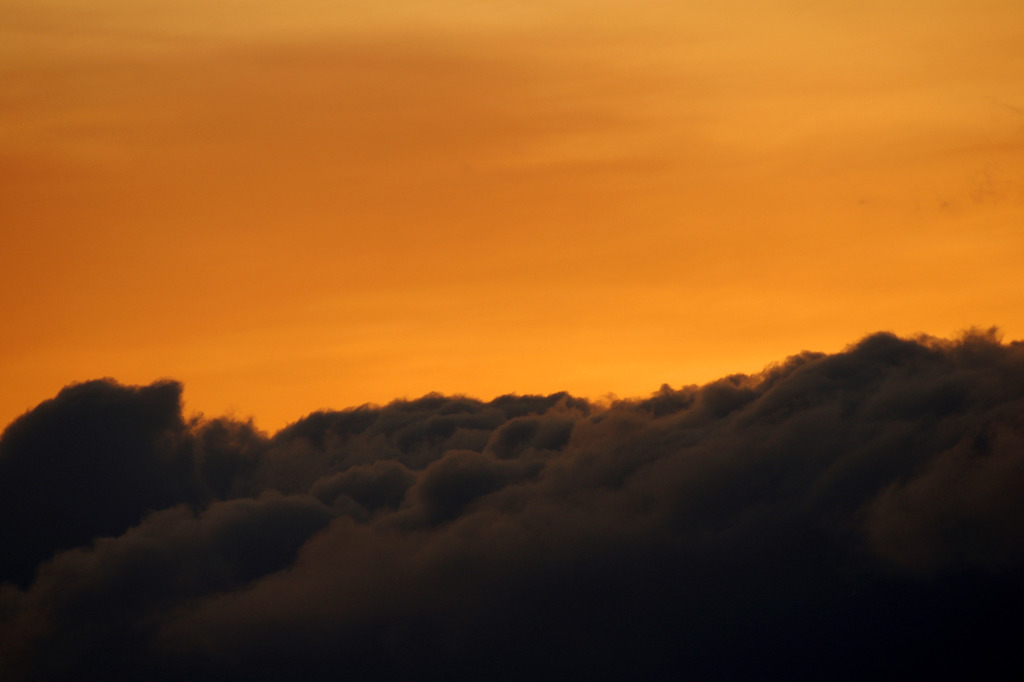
[3,0,1022,430]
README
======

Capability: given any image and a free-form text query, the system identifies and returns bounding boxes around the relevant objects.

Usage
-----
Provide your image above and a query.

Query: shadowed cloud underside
[2,331,1024,680]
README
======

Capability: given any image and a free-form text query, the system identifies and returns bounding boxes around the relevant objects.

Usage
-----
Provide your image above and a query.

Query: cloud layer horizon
[3,330,1023,680]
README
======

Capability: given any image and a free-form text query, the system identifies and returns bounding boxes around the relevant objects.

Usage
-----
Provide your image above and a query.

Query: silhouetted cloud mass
[2,331,1024,680]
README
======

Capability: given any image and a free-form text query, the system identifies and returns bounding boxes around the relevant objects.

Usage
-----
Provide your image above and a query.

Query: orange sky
[2,0,1023,432]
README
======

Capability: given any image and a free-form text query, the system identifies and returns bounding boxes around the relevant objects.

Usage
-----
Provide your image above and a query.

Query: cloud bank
[2,331,1024,680]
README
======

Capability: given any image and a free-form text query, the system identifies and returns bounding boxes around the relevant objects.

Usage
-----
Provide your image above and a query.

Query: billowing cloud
[2,330,1024,679]
[0,380,203,587]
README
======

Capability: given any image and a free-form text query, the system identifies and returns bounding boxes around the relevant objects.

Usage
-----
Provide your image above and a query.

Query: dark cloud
[0,380,203,587]
[0,492,334,679]
[403,448,542,525]
[2,330,1024,680]
[310,459,416,516]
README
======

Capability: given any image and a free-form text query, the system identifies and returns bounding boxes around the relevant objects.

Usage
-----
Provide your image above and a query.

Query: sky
[2,0,1023,431]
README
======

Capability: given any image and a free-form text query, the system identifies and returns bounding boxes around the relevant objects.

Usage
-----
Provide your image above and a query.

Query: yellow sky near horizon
[2,1,1023,432]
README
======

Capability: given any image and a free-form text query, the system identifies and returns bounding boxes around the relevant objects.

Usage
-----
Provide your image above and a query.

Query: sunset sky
[3,0,1023,432]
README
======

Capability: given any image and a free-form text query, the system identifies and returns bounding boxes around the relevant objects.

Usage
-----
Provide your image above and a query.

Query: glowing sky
[2,0,1023,431]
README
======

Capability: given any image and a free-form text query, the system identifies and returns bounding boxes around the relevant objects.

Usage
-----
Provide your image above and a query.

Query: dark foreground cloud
[2,330,1024,680]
